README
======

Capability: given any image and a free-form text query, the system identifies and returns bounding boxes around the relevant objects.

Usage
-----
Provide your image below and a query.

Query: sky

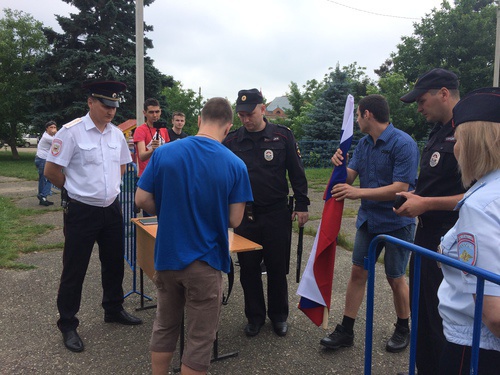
[2,0,446,102]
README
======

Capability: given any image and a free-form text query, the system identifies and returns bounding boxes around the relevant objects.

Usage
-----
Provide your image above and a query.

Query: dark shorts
[352,222,415,278]
[150,261,222,372]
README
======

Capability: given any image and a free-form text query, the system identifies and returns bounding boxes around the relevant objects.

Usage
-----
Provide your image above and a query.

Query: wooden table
[132,217,262,280]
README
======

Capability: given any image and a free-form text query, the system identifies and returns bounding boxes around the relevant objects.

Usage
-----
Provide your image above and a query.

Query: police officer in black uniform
[224,88,309,337]
[395,69,466,375]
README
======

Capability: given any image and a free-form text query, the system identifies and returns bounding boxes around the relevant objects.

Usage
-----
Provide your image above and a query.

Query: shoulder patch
[277,124,291,131]
[63,118,82,128]
[457,232,477,274]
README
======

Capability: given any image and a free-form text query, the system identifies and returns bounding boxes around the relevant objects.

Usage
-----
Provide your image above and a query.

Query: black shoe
[320,324,354,349]
[386,324,410,353]
[244,322,263,337]
[272,321,288,337]
[62,329,84,352]
[104,310,143,325]
[39,197,54,206]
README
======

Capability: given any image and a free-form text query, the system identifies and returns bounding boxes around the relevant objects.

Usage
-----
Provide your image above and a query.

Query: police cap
[453,87,500,127]
[83,80,126,108]
[236,88,264,113]
[400,68,459,103]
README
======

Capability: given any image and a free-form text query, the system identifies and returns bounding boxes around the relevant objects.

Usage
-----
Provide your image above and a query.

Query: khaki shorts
[150,261,222,372]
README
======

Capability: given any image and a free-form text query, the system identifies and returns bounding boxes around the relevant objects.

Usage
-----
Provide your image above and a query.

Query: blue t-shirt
[349,124,419,233]
[138,136,253,273]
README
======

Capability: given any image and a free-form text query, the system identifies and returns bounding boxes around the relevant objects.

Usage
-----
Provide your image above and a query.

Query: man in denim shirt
[320,94,419,354]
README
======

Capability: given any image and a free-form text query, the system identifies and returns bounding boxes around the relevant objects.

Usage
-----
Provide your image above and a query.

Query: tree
[389,0,497,94]
[284,80,324,139]
[162,81,205,135]
[0,9,49,159]
[372,72,428,140]
[31,0,172,127]
[302,66,355,141]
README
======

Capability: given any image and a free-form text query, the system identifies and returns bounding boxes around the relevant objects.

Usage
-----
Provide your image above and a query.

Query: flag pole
[322,307,329,329]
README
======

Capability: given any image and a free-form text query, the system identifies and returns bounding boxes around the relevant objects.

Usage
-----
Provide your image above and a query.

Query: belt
[253,199,288,214]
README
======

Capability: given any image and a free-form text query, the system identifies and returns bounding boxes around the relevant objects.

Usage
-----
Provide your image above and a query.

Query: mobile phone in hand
[393,195,407,209]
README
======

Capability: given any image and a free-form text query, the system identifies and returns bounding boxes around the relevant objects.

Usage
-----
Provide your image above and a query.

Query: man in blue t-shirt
[135,97,253,375]
[319,95,419,354]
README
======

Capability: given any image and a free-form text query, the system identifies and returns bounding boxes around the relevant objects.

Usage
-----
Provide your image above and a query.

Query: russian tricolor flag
[297,94,354,327]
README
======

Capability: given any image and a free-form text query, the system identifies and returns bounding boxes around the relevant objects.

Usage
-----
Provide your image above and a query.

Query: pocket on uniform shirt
[107,142,120,162]
[78,143,100,165]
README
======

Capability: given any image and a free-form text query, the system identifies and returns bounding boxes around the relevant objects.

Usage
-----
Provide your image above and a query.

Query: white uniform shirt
[46,113,132,207]
[438,169,500,351]
[36,131,54,159]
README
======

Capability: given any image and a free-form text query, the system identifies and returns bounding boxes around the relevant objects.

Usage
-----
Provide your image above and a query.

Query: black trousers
[235,206,291,325]
[410,221,454,375]
[439,341,500,375]
[57,198,125,332]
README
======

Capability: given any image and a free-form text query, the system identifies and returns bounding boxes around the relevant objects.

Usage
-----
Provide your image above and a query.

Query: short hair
[358,94,390,123]
[428,88,461,100]
[45,120,56,129]
[201,98,233,126]
[144,98,160,110]
[172,111,185,118]
[455,121,500,187]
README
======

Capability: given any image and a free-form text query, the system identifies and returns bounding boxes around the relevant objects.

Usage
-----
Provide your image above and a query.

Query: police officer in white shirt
[437,87,500,374]
[45,80,142,353]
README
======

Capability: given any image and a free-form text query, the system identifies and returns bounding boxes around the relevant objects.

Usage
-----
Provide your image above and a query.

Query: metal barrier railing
[120,162,139,298]
[364,234,500,375]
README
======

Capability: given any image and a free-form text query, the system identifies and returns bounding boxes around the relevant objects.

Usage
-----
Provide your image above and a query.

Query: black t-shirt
[167,128,188,142]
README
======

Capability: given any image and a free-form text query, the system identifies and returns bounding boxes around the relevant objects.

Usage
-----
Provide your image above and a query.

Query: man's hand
[331,148,347,167]
[393,191,424,218]
[331,183,360,201]
[151,139,160,150]
[292,211,309,227]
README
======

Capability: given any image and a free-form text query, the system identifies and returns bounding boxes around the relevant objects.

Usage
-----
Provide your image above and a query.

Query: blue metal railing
[120,162,139,298]
[364,234,500,375]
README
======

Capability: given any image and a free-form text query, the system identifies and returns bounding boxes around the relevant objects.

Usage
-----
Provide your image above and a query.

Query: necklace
[196,133,218,141]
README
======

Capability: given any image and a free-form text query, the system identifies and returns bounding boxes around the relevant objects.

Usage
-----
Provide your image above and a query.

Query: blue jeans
[35,156,51,198]
[352,222,416,278]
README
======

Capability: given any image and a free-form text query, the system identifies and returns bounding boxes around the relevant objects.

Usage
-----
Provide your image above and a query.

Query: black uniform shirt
[223,119,309,211]
[415,120,466,224]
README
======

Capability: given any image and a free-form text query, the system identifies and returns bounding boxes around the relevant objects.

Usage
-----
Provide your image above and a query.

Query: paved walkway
[0,176,410,374]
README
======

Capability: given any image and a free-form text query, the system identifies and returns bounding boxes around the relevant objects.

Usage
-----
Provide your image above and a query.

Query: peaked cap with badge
[83,80,126,108]
[400,68,459,103]
[453,87,500,127]
[236,88,264,113]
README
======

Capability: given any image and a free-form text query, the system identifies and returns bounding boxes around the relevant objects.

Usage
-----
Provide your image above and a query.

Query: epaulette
[277,124,292,131]
[63,118,82,129]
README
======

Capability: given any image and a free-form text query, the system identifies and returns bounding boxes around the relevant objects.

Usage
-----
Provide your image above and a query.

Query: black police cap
[400,68,459,103]
[453,87,500,127]
[236,88,263,113]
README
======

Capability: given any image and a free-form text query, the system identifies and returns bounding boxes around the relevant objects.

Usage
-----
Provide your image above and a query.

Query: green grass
[304,168,359,192]
[0,150,63,268]
[0,196,63,269]
[0,151,38,180]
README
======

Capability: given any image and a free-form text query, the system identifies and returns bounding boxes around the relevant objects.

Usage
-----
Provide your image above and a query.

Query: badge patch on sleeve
[51,139,62,156]
[295,142,302,158]
[457,232,477,274]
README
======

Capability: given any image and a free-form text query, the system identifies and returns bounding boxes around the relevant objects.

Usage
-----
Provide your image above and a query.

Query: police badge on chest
[430,151,440,167]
